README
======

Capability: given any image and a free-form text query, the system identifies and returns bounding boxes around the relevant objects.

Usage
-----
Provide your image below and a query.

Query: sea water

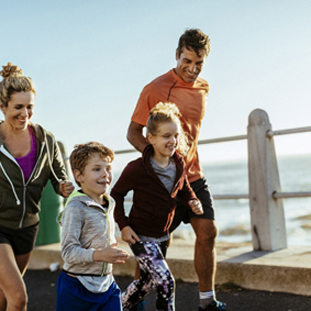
[113,154,311,246]
[201,154,311,246]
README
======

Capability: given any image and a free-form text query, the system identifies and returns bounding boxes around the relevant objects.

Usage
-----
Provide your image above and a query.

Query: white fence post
[247,109,287,251]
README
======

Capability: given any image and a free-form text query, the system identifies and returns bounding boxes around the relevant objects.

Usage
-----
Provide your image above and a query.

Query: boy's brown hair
[69,142,114,186]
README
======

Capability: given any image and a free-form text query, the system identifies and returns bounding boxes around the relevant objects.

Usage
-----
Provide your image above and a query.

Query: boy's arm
[61,206,94,264]
[93,243,129,264]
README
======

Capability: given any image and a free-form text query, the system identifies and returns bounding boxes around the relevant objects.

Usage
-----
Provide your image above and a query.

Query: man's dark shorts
[0,222,39,255]
[169,177,215,233]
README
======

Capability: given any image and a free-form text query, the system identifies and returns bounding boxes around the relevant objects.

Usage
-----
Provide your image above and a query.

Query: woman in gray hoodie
[0,62,74,311]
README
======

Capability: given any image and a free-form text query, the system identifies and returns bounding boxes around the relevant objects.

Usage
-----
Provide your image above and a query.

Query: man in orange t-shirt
[127,29,227,311]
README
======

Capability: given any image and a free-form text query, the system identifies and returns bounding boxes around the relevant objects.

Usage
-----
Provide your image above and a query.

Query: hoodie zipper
[20,143,46,228]
[146,167,181,198]
[100,198,111,276]
[87,201,111,276]
[80,197,111,276]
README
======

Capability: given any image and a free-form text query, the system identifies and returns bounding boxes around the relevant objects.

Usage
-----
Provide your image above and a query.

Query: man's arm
[127,121,148,153]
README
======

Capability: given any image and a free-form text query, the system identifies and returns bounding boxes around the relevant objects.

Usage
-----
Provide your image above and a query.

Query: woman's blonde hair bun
[0,62,36,107]
[0,62,24,78]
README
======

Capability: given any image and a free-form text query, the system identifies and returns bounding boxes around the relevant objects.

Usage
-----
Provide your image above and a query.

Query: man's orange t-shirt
[131,69,209,183]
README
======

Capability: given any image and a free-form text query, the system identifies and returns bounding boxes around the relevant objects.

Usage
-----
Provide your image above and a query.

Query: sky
[1,0,310,170]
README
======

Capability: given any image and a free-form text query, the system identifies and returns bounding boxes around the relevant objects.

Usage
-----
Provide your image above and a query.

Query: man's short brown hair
[177,28,210,58]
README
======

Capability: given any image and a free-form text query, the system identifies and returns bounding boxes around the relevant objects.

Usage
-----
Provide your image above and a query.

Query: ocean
[112,154,311,246]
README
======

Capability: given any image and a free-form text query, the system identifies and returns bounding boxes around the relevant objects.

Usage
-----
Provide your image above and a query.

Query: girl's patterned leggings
[121,240,175,311]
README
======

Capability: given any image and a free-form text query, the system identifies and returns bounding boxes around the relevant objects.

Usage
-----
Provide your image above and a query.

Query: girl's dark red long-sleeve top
[111,144,198,238]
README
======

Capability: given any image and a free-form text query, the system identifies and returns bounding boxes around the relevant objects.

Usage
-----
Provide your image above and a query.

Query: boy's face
[75,154,112,203]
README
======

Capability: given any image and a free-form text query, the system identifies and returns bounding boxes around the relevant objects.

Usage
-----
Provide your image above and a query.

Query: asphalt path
[24,269,311,310]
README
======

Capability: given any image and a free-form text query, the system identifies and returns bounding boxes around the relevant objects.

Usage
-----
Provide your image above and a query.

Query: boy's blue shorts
[56,271,122,311]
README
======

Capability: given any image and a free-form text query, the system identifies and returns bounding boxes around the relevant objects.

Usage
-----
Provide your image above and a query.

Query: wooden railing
[114,109,311,251]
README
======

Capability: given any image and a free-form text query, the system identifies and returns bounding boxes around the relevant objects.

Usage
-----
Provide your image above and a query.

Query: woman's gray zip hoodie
[0,122,68,229]
[58,191,116,276]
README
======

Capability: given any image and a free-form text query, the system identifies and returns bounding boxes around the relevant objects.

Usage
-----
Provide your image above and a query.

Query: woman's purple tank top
[15,126,37,182]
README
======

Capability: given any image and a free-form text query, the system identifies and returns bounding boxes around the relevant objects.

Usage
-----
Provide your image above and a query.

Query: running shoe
[199,300,227,311]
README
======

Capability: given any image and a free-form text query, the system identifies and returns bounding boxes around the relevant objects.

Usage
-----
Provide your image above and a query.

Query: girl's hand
[121,226,141,245]
[60,181,74,198]
[93,243,130,264]
[189,199,203,215]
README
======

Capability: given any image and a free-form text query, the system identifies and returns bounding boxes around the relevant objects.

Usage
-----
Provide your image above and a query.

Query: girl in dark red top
[111,102,203,311]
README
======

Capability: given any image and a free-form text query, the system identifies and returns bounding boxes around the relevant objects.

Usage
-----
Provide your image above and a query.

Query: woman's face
[1,91,35,131]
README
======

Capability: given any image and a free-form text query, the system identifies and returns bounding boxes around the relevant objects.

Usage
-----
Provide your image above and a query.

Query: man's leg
[190,218,217,292]
[175,178,226,310]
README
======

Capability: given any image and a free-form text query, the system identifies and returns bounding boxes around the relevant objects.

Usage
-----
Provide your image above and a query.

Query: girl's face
[0,91,35,131]
[148,121,180,160]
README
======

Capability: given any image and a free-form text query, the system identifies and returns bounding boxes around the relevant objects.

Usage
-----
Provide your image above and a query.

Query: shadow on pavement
[24,269,311,310]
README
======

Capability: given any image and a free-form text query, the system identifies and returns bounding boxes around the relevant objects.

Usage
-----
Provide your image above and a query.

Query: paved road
[24,269,311,310]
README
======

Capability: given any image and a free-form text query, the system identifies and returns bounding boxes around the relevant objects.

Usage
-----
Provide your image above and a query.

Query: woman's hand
[59,181,74,198]
[93,243,130,264]
[121,226,141,245]
[189,199,203,215]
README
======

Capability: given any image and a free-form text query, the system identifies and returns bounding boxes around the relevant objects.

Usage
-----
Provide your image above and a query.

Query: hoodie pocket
[26,185,44,213]
[130,202,157,222]
[0,188,23,221]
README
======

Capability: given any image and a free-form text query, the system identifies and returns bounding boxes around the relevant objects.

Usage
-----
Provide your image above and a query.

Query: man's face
[175,47,207,83]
